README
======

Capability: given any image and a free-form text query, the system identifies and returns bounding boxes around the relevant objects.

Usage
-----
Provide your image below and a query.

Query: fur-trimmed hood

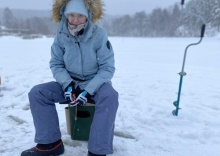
[52,0,103,23]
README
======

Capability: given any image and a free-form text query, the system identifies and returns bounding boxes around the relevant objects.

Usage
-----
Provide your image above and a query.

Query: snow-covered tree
[184,0,220,35]
[3,8,14,28]
[211,0,220,32]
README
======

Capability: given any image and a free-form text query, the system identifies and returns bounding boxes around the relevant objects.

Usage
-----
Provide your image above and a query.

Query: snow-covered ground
[0,36,220,156]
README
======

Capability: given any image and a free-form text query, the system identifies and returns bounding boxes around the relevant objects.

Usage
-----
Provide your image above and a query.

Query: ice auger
[172,0,206,116]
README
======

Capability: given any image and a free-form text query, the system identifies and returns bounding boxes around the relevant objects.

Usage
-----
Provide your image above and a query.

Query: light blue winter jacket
[50,13,115,95]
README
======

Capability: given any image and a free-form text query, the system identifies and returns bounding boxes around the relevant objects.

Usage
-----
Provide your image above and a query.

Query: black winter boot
[88,151,106,156]
[21,140,64,156]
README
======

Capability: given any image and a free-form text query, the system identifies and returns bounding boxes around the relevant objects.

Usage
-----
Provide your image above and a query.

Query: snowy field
[0,36,220,156]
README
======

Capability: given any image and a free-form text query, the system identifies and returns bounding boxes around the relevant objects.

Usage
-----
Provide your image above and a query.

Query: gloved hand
[64,82,75,102]
[72,90,90,106]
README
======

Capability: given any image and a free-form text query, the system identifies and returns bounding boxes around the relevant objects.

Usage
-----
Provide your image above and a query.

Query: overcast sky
[0,0,181,15]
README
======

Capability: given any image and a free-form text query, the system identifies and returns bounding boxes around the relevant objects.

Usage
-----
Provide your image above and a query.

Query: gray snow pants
[28,81,119,155]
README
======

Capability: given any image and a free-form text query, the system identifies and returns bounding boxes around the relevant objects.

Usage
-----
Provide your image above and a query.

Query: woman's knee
[28,84,41,97]
[95,83,119,109]
[108,88,118,101]
[28,82,64,104]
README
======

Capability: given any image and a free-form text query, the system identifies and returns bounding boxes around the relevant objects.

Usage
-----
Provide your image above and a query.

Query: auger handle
[201,24,206,38]
[181,0,185,5]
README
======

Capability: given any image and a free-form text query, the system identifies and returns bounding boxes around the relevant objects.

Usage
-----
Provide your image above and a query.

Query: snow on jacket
[50,0,115,95]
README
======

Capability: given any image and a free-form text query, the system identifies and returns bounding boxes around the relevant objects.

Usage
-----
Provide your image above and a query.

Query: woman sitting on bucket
[21,0,119,156]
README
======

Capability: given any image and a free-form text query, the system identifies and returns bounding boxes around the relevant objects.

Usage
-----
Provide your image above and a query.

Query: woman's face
[68,13,87,25]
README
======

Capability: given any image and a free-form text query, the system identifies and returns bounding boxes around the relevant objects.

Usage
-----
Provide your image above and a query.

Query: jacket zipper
[60,30,85,79]
[75,38,84,78]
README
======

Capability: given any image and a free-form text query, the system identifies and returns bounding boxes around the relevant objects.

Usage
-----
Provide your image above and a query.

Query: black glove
[70,90,91,106]
[64,81,75,102]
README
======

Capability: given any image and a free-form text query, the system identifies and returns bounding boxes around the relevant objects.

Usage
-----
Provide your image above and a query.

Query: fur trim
[52,0,103,23]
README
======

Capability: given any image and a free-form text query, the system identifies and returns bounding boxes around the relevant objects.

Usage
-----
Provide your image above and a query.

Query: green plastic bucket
[68,103,95,141]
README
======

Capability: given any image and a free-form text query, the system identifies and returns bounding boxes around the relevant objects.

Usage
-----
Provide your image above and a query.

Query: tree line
[0,8,56,35]
[103,0,220,37]
[0,0,219,37]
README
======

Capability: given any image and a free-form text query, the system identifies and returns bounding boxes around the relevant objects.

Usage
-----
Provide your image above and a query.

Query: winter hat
[64,0,89,18]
